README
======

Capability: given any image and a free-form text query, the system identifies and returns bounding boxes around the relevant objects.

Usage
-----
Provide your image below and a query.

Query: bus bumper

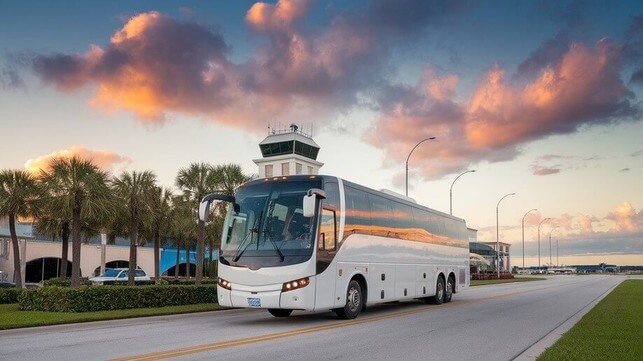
[219,278,316,310]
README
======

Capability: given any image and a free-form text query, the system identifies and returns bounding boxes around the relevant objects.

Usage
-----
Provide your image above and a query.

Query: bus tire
[268,309,293,317]
[445,275,454,303]
[335,280,363,319]
[426,276,445,305]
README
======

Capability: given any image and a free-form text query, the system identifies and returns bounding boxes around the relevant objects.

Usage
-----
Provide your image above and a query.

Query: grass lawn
[0,303,221,330]
[538,279,643,360]
[470,277,545,286]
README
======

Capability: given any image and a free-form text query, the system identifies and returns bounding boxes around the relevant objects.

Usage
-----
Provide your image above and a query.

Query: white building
[253,124,324,178]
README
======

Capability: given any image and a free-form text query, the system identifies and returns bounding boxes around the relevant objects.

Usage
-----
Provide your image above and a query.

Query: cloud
[529,154,600,176]
[18,2,643,181]
[24,147,132,174]
[630,150,643,157]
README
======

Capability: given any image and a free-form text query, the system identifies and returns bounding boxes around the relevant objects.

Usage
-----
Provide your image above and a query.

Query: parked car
[88,268,151,285]
[0,281,16,288]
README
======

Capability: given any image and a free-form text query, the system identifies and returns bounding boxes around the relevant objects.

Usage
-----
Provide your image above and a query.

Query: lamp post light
[537,218,552,272]
[496,192,516,277]
[548,227,558,266]
[521,208,538,269]
[405,137,436,197]
[450,170,476,215]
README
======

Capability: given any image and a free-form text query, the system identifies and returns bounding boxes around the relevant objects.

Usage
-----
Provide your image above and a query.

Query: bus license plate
[247,297,261,307]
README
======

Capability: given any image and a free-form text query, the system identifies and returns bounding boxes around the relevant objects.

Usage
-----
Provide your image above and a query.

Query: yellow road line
[112,283,557,361]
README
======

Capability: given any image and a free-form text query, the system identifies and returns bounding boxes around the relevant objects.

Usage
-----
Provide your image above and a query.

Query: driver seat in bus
[285,213,306,240]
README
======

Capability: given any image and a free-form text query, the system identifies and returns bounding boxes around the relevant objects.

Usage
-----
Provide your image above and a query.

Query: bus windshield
[220,180,321,270]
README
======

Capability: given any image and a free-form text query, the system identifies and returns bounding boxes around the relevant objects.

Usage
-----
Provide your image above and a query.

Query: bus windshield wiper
[263,230,284,262]
[233,210,263,262]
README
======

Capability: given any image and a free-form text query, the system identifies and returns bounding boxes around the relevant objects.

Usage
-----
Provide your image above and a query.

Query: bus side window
[318,209,336,251]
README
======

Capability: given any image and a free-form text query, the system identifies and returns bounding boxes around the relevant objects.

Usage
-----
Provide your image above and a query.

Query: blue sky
[1,0,642,266]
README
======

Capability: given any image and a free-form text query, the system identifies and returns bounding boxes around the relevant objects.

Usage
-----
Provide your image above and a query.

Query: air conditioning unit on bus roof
[379,189,417,203]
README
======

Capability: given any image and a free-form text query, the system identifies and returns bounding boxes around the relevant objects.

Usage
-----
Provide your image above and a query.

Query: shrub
[18,285,217,312]
[0,289,23,304]
[161,277,217,285]
[43,278,91,287]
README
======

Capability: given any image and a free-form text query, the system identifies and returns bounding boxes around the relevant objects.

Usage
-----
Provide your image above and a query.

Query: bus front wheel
[268,309,293,317]
[335,280,363,319]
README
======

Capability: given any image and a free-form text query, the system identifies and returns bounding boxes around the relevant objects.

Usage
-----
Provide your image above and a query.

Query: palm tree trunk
[196,220,204,285]
[71,208,82,288]
[60,222,70,279]
[185,246,190,278]
[153,232,160,281]
[174,243,180,279]
[128,221,138,286]
[8,215,23,289]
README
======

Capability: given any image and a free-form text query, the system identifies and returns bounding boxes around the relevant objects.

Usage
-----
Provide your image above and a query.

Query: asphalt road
[0,275,626,361]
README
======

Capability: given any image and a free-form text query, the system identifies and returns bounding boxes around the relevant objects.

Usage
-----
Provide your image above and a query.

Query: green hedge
[43,278,92,287]
[0,289,23,304]
[161,278,217,285]
[18,285,217,312]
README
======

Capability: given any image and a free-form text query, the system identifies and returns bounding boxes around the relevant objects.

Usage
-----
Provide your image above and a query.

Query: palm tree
[39,157,112,287]
[175,163,217,285]
[0,170,40,288]
[144,186,172,281]
[206,164,252,277]
[33,214,70,278]
[214,164,254,196]
[112,171,157,286]
[169,195,195,278]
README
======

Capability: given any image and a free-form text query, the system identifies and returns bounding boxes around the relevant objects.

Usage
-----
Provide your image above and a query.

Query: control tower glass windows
[260,141,319,160]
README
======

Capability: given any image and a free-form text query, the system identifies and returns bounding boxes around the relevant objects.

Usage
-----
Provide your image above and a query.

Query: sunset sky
[1,0,642,266]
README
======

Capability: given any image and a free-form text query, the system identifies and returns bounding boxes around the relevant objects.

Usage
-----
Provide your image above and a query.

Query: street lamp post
[450,170,476,215]
[496,192,516,277]
[405,137,436,197]
[556,239,559,266]
[537,218,552,272]
[521,209,538,269]
[548,227,558,266]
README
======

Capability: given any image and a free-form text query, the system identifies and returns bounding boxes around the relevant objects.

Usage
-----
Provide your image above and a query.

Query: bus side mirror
[303,188,326,217]
[199,194,239,222]
[199,201,211,222]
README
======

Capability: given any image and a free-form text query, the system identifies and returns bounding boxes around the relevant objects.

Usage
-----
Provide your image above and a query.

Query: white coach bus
[199,175,469,319]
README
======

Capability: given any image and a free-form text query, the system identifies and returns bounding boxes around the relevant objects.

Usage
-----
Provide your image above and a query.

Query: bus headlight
[218,277,232,290]
[282,277,309,292]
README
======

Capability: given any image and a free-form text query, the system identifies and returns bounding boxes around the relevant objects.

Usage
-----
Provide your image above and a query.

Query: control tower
[253,124,324,178]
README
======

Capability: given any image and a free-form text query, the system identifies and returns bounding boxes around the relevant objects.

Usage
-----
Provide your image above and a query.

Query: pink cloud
[24,147,132,174]
[368,39,638,182]
[22,3,642,182]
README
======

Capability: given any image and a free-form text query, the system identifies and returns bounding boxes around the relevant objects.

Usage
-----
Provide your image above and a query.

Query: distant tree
[111,171,157,286]
[0,170,40,288]
[39,157,112,287]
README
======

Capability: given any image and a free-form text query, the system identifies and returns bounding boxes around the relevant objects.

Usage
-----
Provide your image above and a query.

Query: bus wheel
[445,275,454,303]
[268,309,293,317]
[336,280,362,319]
[426,276,445,305]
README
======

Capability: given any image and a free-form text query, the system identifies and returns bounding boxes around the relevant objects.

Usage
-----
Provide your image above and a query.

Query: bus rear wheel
[425,276,445,305]
[268,309,293,317]
[335,280,362,319]
[445,275,454,303]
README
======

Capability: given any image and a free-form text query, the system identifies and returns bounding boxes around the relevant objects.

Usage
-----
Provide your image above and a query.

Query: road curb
[512,279,622,360]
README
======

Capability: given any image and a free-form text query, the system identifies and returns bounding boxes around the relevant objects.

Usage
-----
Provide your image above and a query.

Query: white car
[89,268,151,285]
